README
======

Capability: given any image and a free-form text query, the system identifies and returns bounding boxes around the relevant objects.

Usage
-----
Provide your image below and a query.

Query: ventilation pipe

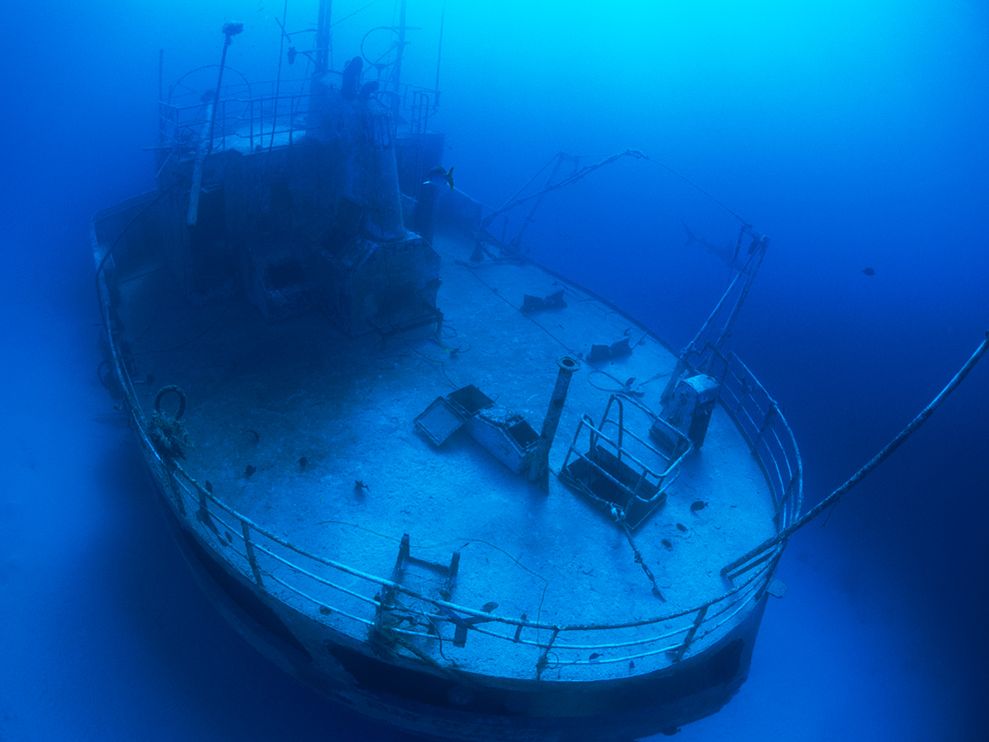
[528,355,579,486]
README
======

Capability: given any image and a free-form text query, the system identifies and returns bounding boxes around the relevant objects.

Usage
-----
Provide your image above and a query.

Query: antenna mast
[315,0,333,75]
[393,0,407,92]
[434,1,445,98]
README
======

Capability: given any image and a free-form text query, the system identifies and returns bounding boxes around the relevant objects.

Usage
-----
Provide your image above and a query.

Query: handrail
[161,91,313,156]
[722,332,987,577]
[561,392,693,510]
[159,73,442,159]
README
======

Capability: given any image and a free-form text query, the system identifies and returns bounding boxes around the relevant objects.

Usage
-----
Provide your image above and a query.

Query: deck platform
[112,231,778,683]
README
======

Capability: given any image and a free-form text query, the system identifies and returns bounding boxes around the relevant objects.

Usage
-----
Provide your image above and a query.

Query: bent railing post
[672,605,708,663]
[243,521,264,588]
[756,402,777,446]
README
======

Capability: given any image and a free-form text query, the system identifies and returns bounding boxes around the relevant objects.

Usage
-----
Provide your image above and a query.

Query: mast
[315,0,332,75]
[392,0,407,92]
[434,1,445,98]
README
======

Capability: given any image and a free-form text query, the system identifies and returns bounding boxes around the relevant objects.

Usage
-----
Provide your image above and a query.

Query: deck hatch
[414,384,494,446]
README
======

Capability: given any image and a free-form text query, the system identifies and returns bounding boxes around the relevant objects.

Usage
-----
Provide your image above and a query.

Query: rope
[622,522,666,602]
[642,155,749,225]
[722,331,989,577]
[482,149,647,228]
[333,0,385,30]
[487,147,751,229]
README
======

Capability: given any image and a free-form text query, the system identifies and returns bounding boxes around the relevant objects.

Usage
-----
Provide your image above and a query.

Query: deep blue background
[1,2,986,740]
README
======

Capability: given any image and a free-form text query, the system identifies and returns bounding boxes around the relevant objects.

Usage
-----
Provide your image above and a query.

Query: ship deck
[111,230,779,683]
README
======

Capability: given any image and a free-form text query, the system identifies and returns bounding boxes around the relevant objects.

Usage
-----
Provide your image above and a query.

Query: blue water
[2,1,987,740]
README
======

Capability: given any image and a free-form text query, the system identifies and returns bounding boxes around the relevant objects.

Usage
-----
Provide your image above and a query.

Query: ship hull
[147,459,765,742]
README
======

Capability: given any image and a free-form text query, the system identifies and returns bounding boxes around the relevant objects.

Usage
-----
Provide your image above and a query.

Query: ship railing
[697,344,804,579]
[135,442,788,677]
[100,329,795,678]
[95,208,801,677]
[151,458,778,676]
[159,72,439,155]
[98,312,796,678]
[704,346,804,526]
[160,91,312,156]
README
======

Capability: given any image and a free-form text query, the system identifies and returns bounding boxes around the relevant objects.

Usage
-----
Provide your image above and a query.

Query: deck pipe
[528,355,579,485]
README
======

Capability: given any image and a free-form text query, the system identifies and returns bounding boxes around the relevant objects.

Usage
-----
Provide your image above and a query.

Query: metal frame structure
[560,393,693,528]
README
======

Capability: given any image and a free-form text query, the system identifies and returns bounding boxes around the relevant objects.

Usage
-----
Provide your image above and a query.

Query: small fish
[862,266,876,277]
[204,480,213,493]
[298,456,309,470]
[690,500,707,513]
[675,522,687,533]
[589,652,602,661]
[424,165,455,191]
[244,464,256,478]
[354,479,369,493]
[481,601,499,613]
[661,538,673,550]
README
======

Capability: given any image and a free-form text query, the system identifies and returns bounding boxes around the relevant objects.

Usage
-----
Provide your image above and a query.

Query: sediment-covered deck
[102,220,797,683]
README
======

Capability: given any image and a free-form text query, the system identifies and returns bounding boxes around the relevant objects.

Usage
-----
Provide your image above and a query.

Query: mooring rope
[722,331,989,577]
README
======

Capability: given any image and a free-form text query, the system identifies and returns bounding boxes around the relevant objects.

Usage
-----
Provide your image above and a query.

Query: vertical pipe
[541,355,579,444]
[528,355,579,484]
[206,40,229,153]
[269,0,289,152]
[186,99,213,226]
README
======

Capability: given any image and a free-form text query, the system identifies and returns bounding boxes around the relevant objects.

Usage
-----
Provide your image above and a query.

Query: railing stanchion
[243,521,265,588]
[671,605,708,663]
[779,471,798,516]
[756,402,778,446]
[167,477,186,517]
